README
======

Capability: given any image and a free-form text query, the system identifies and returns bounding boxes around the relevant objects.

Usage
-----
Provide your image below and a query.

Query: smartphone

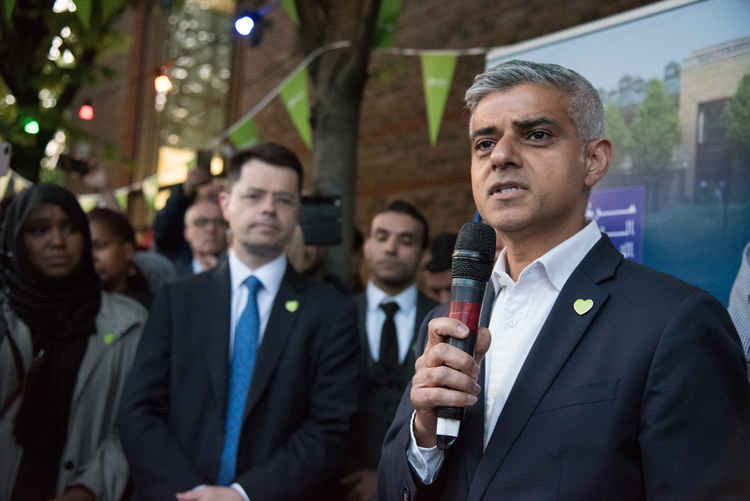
[299,196,342,246]
[0,141,10,177]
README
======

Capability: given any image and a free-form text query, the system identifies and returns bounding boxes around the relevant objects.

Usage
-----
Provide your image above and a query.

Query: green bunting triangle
[228,119,260,150]
[76,0,92,28]
[280,68,312,148]
[281,0,299,25]
[420,53,457,146]
[4,0,16,22]
[141,175,159,209]
[78,194,98,212]
[374,0,401,48]
[114,187,128,211]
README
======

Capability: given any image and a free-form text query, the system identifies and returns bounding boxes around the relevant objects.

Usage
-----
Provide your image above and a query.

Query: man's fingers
[474,327,491,363]
[411,385,479,410]
[413,365,480,396]
[175,492,200,501]
[426,317,470,347]
[419,341,479,377]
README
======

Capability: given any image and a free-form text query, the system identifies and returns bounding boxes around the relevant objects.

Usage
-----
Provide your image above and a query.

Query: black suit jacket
[119,260,361,500]
[379,235,750,500]
[354,289,438,366]
[350,289,437,468]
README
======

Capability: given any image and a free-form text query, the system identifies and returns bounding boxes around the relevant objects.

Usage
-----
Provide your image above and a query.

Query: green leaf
[4,0,16,23]
[76,0,92,29]
[373,0,401,48]
[101,0,120,23]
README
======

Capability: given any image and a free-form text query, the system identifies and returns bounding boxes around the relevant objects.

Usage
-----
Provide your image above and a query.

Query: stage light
[234,14,256,36]
[78,101,94,120]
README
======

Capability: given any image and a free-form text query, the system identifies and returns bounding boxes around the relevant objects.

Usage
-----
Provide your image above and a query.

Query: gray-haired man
[378,60,750,500]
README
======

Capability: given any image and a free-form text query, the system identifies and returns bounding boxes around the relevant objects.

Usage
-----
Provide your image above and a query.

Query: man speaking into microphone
[378,60,750,500]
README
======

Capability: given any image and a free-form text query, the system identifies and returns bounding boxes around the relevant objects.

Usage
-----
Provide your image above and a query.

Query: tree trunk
[300,0,381,287]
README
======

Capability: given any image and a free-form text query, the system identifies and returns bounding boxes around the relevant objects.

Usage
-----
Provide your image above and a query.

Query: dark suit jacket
[118,260,361,500]
[350,290,437,468]
[379,235,750,500]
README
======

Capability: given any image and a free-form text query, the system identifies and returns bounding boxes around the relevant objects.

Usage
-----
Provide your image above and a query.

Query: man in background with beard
[341,200,437,501]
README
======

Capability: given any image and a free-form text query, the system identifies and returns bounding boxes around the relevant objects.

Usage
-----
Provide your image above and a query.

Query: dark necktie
[218,275,262,485]
[379,301,400,369]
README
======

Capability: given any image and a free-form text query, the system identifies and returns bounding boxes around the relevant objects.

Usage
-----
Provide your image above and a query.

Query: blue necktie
[218,275,262,485]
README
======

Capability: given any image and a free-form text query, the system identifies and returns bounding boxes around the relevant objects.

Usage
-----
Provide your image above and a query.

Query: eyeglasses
[191,217,228,229]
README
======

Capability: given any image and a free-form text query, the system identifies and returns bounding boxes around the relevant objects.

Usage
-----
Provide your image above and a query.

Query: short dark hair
[227,142,304,191]
[87,207,136,245]
[373,200,430,249]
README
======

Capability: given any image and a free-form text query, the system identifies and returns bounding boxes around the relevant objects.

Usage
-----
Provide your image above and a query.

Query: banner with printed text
[76,0,92,28]
[280,67,312,148]
[420,53,457,146]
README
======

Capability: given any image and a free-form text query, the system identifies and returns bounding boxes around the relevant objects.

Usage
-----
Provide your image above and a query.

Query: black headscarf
[0,183,101,498]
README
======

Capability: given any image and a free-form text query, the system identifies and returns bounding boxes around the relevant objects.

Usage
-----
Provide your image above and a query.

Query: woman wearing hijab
[0,184,147,501]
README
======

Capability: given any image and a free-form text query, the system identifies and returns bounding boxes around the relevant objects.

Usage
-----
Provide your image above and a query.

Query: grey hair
[465,59,604,144]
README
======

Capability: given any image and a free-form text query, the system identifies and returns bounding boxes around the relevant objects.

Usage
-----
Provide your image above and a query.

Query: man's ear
[583,138,612,189]
[363,235,374,262]
[218,190,230,220]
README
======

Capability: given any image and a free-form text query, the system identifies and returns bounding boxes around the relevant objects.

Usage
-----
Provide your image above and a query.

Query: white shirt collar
[228,249,287,296]
[491,220,602,292]
[366,281,418,314]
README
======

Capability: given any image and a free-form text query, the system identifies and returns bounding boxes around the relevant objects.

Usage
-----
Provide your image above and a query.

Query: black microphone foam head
[451,222,495,282]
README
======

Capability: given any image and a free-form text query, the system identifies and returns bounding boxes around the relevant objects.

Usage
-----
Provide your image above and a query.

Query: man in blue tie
[119,143,361,501]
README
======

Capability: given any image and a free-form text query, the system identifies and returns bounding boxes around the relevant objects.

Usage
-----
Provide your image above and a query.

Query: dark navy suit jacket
[119,260,361,500]
[379,235,750,500]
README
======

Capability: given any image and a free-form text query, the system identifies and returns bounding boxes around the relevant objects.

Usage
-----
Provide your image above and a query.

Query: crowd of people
[1,59,749,501]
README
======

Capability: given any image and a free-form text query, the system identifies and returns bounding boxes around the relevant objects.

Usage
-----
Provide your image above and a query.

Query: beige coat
[0,292,146,500]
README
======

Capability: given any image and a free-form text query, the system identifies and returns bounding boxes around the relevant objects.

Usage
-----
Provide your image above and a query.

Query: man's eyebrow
[396,230,417,239]
[512,117,560,129]
[470,126,499,139]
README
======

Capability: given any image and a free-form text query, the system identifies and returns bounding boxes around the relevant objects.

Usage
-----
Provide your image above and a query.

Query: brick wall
[229,0,656,237]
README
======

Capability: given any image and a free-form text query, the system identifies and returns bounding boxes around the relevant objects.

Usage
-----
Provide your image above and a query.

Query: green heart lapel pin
[104,333,115,345]
[573,299,594,316]
[285,300,299,313]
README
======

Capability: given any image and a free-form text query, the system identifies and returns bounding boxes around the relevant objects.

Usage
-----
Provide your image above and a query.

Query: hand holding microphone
[410,222,495,450]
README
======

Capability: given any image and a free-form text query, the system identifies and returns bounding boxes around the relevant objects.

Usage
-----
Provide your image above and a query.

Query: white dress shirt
[365,281,418,363]
[191,258,204,274]
[195,250,286,500]
[408,221,602,483]
[228,250,287,358]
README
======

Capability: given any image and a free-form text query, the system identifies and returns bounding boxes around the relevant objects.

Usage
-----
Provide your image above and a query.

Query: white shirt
[365,281,418,363]
[195,250,286,500]
[408,220,602,482]
[191,258,204,274]
[228,250,286,359]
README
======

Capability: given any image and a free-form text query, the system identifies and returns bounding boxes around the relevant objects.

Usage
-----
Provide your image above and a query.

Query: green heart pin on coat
[573,299,594,316]
[285,300,299,313]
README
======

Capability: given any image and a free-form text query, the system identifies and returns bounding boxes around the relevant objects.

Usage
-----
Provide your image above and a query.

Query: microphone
[436,221,495,450]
